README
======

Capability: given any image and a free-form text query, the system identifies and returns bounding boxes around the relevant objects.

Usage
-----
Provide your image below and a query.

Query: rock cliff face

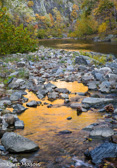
[32,0,73,17]
[3,0,77,21]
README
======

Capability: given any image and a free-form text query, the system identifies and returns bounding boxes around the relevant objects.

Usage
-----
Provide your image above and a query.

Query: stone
[15,120,24,129]
[87,82,97,90]
[20,158,32,164]
[36,90,47,99]
[82,97,113,106]
[98,67,112,75]
[56,68,63,74]
[55,88,70,93]
[94,72,104,81]
[70,103,82,109]
[0,145,6,152]
[2,109,11,115]
[106,62,117,74]
[83,123,98,131]
[10,91,26,101]
[17,61,25,67]
[64,99,70,103]
[67,117,72,120]
[112,135,117,143]
[78,65,88,71]
[114,108,117,114]
[82,73,94,84]
[1,132,39,153]
[90,127,114,138]
[15,79,25,85]
[75,56,88,65]
[5,115,15,126]
[0,130,5,138]
[9,71,19,77]
[60,93,69,99]
[0,100,11,108]
[99,81,111,93]
[48,92,59,101]
[45,82,56,91]
[59,130,72,134]
[13,104,27,114]
[26,101,37,107]
[85,142,117,165]
[107,73,117,81]
[0,159,15,168]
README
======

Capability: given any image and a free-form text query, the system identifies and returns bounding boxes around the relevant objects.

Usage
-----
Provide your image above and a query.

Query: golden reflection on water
[51,81,88,93]
[16,81,101,144]
[56,43,94,48]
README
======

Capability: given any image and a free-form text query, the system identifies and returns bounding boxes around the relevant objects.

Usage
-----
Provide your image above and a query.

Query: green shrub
[0,8,38,55]
[37,29,46,39]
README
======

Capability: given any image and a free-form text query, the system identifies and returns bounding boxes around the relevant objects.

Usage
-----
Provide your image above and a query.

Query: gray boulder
[13,104,27,114]
[48,92,59,101]
[26,101,37,107]
[1,132,39,153]
[85,142,117,165]
[0,100,11,108]
[15,120,24,129]
[82,97,113,106]
[90,127,114,138]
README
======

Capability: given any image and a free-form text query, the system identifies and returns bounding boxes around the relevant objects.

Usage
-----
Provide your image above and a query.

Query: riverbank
[0,46,117,167]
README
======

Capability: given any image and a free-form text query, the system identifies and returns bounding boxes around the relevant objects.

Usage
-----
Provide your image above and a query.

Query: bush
[27,1,34,7]
[74,13,98,38]
[37,29,47,39]
[0,8,38,55]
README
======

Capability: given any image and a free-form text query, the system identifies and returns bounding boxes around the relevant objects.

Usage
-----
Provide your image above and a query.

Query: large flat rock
[85,142,117,165]
[1,132,39,153]
[90,127,114,138]
[82,97,113,105]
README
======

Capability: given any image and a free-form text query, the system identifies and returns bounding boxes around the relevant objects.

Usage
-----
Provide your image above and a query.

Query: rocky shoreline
[0,46,117,167]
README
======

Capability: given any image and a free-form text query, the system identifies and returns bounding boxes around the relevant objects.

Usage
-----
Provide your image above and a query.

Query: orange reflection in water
[16,81,101,144]
[51,81,88,93]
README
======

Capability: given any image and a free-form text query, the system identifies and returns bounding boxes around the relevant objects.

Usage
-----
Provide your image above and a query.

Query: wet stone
[48,92,59,101]
[70,103,82,109]
[15,120,24,129]
[82,97,114,106]
[59,130,72,134]
[55,88,70,93]
[85,142,117,165]
[67,117,72,120]
[90,126,114,138]
[1,132,39,153]
[13,104,27,114]
[26,100,38,107]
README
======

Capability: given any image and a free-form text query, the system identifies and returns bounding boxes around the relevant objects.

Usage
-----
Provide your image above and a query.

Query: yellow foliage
[74,14,98,37]
[49,13,54,26]
[27,1,34,7]
[0,1,2,8]
[72,4,79,10]
[71,4,79,20]
[98,22,107,34]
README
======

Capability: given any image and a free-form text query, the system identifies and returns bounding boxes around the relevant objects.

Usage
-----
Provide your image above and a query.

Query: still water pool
[39,39,117,57]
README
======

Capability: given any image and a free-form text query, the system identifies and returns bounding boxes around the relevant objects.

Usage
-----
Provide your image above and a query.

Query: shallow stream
[15,81,102,167]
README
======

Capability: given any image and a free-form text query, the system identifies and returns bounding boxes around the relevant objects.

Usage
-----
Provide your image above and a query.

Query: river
[39,39,117,57]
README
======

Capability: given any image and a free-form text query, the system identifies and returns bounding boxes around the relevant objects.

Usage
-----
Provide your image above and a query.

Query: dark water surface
[39,39,117,57]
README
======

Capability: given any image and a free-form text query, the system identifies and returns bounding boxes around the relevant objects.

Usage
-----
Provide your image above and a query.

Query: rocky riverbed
[0,46,117,168]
